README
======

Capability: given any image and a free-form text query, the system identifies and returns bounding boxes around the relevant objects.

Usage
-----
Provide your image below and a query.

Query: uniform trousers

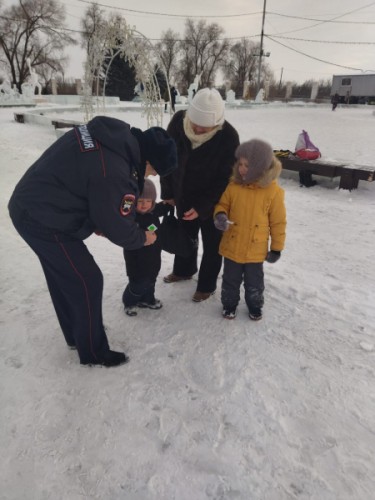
[11,219,110,364]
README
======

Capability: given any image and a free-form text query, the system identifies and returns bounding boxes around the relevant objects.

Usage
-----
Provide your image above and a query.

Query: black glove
[266,250,281,263]
[214,212,230,231]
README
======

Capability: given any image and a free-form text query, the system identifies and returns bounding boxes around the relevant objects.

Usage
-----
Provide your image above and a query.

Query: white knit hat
[187,88,225,127]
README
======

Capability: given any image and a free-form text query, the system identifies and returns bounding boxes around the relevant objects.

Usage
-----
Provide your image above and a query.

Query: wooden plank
[51,119,81,129]
[279,157,341,178]
[279,156,374,190]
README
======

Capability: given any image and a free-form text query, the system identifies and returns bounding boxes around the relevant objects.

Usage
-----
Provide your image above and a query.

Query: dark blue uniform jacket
[8,116,146,250]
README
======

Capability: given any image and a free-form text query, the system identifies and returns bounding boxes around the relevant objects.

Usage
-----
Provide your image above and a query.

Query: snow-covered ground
[1,102,374,500]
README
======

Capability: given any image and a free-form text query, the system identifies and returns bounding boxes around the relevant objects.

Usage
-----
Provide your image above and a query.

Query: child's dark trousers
[221,258,265,312]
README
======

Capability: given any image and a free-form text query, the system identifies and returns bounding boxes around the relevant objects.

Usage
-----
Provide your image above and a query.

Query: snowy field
[1,102,375,500]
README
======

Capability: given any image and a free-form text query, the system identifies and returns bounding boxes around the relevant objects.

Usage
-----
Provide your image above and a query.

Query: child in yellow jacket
[214,139,286,320]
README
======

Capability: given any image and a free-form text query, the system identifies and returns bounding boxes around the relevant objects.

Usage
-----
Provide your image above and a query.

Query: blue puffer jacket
[8,116,146,250]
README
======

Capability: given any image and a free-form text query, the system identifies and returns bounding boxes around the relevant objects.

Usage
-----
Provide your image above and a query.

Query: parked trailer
[331,73,375,104]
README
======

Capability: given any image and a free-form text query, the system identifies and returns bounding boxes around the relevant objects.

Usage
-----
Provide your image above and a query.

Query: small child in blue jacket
[122,179,170,316]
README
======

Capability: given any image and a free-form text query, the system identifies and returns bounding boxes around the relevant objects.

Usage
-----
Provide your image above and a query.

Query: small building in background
[331,73,375,104]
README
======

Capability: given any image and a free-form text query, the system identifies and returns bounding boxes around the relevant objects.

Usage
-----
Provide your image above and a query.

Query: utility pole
[256,0,267,95]
[278,67,284,90]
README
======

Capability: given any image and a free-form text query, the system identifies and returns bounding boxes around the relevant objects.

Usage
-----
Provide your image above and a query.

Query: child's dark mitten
[266,250,281,263]
[214,212,230,231]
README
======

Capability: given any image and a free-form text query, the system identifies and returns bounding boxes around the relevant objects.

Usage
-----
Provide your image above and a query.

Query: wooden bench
[278,156,375,191]
[51,119,82,129]
[13,114,82,128]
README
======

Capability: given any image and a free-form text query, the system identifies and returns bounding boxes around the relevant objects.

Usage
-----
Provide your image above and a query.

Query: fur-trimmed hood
[231,156,282,188]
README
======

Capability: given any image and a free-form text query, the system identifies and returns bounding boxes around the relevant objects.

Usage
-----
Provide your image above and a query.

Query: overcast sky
[5,0,375,84]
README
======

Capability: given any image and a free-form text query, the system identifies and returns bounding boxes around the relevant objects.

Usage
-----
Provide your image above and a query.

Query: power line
[260,4,375,76]
[74,0,375,24]
[3,12,373,46]
[0,14,260,41]
[268,4,375,24]
[265,2,375,37]
[266,35,366,72]
[3,3,374,75]
[75,0,262,18]
[271,35,375,45]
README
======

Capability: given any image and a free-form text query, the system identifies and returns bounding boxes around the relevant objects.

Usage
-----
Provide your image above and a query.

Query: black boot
[81,350,129,367]
[249,308,262,321]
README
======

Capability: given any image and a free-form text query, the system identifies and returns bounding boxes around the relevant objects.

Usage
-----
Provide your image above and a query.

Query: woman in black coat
[161,88,240,302]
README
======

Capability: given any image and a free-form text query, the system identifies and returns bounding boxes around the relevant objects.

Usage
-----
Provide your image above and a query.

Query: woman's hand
[183,208,198,221]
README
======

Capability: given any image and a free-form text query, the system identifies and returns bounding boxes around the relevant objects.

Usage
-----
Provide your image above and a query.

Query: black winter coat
[160,111,240,220]
[124,203,170,281]
[8,116,146,250]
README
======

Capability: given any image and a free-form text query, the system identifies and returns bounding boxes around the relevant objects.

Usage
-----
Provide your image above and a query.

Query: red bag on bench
[295,130,321,160]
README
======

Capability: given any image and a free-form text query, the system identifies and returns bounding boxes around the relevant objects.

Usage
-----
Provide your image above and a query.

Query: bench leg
[299,170,317,187]
[14,113,24,123]
[339,172,358,190]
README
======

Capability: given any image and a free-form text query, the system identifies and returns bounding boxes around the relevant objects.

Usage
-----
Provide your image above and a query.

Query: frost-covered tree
[0,0,76,91]
[102,44,137,101]
[79,8,166,124]
[223,38,258,97]
[80,2,107,76]
[180,19,229,89]
[154,29,180,85]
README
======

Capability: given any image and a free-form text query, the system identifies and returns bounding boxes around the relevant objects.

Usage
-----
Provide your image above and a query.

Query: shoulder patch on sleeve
[120,194,135,216]
[75,125,99,152]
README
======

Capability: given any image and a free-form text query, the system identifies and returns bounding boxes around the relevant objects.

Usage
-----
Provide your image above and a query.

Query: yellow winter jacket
[214,161,286,264]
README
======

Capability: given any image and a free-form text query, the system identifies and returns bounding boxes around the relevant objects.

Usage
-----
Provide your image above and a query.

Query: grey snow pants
[221,258,265,312]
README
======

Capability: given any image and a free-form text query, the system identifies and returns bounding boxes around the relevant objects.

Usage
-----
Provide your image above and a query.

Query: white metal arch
[82,20,169,127]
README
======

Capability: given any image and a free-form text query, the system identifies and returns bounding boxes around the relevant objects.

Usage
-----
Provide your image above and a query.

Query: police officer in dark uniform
[8,116,177,367]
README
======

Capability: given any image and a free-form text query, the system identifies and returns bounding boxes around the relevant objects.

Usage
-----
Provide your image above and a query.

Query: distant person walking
[164,86,178,113]
[331,93,340,111]
[170,86,177,112]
